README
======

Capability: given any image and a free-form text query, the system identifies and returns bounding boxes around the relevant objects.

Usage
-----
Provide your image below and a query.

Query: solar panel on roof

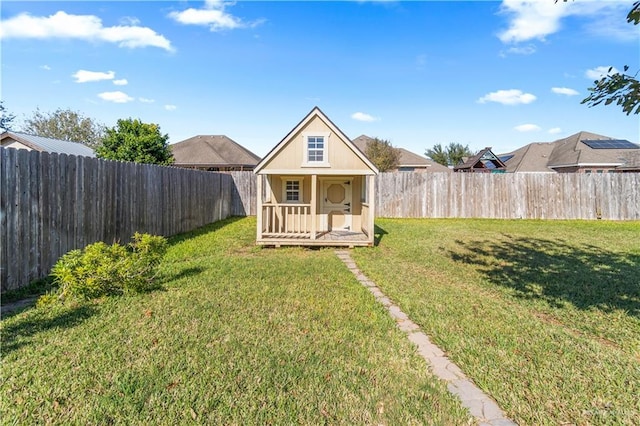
[581,139,639,149]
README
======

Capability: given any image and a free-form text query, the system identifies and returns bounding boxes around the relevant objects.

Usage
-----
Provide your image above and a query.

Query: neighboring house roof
[1,131,95,157]
[499,142,556,173]
[351,135,451,172]
[616,150,640,171]
[170,135,261,169]
[546,131,639,170]
[254,107,378,175]
[454,147,506,172]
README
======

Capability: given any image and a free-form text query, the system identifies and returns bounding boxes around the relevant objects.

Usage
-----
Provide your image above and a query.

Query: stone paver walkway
[336,250,517,426]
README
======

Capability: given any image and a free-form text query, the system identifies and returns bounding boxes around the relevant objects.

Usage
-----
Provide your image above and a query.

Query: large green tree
[0,101,16,132]
[96,118,174,165]
[426,142,473,167]
[22,108,106,148]
[364,137,401,172]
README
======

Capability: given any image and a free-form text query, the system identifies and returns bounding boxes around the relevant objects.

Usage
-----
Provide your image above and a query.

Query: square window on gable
[303,133,329,166]
[307,136,324,162]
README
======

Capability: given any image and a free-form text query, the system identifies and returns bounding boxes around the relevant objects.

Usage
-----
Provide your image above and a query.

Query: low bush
[39,233,167,307]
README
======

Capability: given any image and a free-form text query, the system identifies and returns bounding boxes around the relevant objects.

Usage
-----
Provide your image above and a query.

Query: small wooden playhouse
[254,107,379,247]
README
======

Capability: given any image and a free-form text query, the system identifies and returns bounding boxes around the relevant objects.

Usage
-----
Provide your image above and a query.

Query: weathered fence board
[2,146,638,291]
[0,148,251,291]
[376,172,640,220]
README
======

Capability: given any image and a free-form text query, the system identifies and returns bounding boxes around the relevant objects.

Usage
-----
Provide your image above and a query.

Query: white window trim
[302,132,330,167]
[280,176,304,203]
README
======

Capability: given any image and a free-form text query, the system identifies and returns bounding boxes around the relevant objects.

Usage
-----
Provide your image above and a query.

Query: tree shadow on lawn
[449,235,640,318]
[1,304,97,355]
[159,267,206,284]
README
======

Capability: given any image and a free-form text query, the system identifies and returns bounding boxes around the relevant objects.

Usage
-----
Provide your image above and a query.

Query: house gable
[1,131,95,157]
[255,107,378,175]
[454,147,506,172]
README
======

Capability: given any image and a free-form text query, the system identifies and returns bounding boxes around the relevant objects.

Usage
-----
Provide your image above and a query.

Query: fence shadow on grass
[168,216,247,246]
[1,304,97,355]
[449,236,640,318]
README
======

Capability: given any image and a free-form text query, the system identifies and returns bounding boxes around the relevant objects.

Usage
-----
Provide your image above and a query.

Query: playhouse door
[322,180,352,231]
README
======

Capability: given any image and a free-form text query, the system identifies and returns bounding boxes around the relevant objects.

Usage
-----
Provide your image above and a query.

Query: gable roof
[546,131,639,169]
[254,107,378,174]
[352,135,451,172]
[170,135,261,168]
[1,131,95,157]
[454,147,506,172]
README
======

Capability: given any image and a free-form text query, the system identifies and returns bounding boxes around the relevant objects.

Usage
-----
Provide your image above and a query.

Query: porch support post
[310,174,317,240]
[368,175,375,245]
[256,174,263,241]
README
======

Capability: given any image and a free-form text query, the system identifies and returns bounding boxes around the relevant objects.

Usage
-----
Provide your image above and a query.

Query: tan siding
[260,116,371,173]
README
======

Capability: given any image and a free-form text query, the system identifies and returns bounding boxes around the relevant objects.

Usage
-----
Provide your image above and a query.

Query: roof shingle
[170,135,261,168]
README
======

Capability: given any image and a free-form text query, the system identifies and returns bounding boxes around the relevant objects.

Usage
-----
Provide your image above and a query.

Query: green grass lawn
[1,217,471,425]
[352,218,640,426]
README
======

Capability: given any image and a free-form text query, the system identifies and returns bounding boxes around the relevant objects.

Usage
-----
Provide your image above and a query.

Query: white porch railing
[261,203,311,237]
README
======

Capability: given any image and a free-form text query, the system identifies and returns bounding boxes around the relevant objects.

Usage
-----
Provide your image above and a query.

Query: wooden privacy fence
[2,148,639,291]
[0,148,255,291]
[376,172,640,220]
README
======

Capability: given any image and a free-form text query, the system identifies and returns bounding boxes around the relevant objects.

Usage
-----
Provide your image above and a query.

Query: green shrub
[40,233,167,306]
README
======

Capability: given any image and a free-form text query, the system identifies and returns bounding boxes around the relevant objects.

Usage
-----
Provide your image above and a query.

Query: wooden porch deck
[258,230,372,247]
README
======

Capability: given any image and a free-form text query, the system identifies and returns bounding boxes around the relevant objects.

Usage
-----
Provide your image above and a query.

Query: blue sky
[1,0,638,157]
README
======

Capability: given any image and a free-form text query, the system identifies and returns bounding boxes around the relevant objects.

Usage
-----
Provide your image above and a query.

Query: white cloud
[500,44,537,57]
[139,97,155,103]
[168,0,264,31]
[98,91,134,103]
[477,89,536,105]
[548,127,562,134]
[119,16,141,26]
[498,0,634,44]
[0,11,173,51]
[72,69,115,83]
[164,104,177,111]
[514,124,541,132]
[551,87,579,96]
[113,79,128,86]
[585,66,620,80]
[498,0,568,43]
[351,112,379,122]
[40,65,51,70]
